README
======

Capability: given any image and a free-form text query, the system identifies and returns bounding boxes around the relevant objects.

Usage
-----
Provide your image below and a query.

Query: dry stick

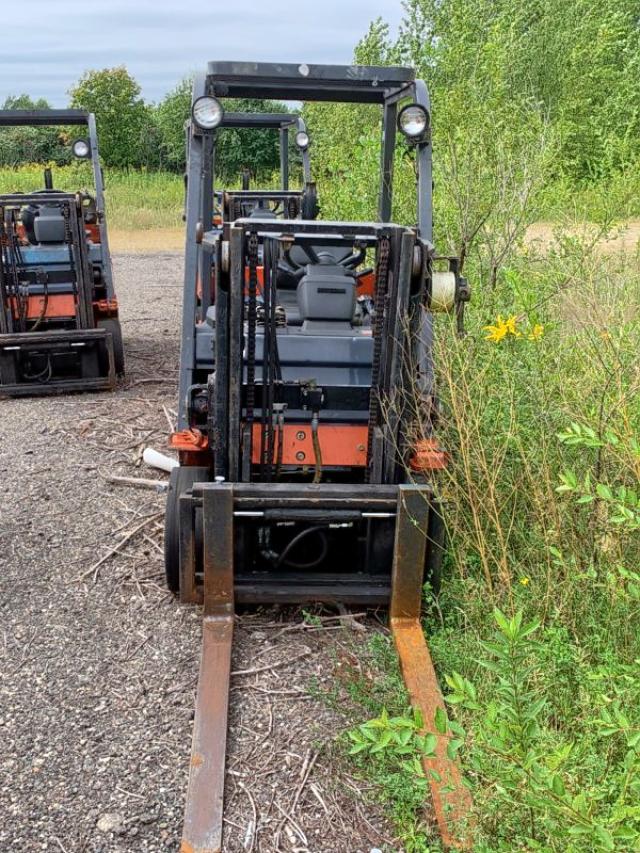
[161,403,175,433]
[127,376,176,386]
[239,782,258,853]
[291,749,319,813]
[77,512,164,582]
[272,800,308,847]
[143,532,164,554]
[309,783,330,817]
[103,473,168,492]
[273,749,319,847]
[230,649,311,677]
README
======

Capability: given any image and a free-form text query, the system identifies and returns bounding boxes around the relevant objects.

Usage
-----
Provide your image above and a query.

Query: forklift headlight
[72,138,91,159]
[192,96,224,131]
[398,104,430,142]
[295,130,310,150]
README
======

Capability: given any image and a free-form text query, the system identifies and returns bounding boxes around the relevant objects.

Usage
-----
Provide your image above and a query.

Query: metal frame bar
[0,109,91,127]
[205,61,415,104]
[182,484,234,853]
[178,74,207,429]
[390,486,472,849]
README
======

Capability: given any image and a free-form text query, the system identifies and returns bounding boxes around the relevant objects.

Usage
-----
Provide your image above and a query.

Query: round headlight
[72,138,90,159]
[398,104,429,140]
[295,130,310,150]
[192,96,224,131]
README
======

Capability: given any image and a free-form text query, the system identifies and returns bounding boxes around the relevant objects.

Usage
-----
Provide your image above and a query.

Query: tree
[69,67,151,167]
[155,78,192,170]
[0,94,72,167]
[155,79,288,178]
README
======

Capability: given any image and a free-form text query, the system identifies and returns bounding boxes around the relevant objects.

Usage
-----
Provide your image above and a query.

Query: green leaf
[370,729,393,753]
[447,738,464,760]
[552,775,565,797]
[596,483,614,501]
[494,607,512,636]
[434,706,448,734]
[422,733,437,755]
[594,826,615,850]
[613,826,637,840]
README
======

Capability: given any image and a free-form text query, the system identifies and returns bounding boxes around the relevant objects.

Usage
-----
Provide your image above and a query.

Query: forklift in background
[0,109,123,395]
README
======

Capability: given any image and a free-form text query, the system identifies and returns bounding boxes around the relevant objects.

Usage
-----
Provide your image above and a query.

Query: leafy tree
[69,66,151,168]
[155,79,288,178]
[154,78,192,170]
[0,94,71,167]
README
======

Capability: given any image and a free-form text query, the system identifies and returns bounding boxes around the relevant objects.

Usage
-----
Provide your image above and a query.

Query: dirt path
[526,219,640,253]
[108,219,640,256]
[0,254,392,852]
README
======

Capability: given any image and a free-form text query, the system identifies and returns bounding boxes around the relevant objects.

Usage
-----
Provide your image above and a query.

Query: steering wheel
[282,243,367,280]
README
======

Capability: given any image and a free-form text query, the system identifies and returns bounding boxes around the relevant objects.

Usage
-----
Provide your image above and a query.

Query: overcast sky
[1,0,404,106]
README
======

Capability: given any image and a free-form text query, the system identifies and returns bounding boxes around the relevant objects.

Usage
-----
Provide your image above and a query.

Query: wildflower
[504,315,521,338]
[484,314,520,343]
[528,324,544,341]
[520,576,530,586]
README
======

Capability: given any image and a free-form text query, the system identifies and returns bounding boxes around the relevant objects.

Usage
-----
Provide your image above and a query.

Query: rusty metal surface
[390,486,473,850]
[392,619,472,850]
[181,485,235,853]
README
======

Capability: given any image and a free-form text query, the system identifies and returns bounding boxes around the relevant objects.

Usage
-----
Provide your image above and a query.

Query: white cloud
[1,0,404,105]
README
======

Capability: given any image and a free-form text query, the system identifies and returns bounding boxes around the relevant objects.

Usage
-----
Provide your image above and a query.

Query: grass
[351,237,640,850]
[0,164,297,232]
[0,164,184,230]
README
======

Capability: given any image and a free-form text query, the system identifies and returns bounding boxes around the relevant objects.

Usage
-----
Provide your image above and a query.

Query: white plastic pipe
[143,447,179,473]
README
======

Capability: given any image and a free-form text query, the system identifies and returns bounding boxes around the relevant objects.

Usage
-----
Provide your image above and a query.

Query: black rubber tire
[97,318,125,376]
[164,466,210,594]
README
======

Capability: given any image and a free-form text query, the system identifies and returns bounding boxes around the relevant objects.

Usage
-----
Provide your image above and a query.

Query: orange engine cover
[250,423,368,467]
[9,294,76,320]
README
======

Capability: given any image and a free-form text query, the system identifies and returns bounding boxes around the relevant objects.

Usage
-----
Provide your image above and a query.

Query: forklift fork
[180,484,471,852]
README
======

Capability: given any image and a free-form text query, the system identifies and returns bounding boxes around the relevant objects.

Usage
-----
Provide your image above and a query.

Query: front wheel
[164,466,209,593]
[97,318,125,376]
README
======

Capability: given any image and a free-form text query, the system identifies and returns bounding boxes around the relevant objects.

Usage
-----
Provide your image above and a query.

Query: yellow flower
[483,314,520,343]
[520,576,530,586]
[528,324,544,341]
[504,315,522,338]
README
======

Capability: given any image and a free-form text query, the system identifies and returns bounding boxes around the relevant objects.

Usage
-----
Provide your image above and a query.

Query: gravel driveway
[0,254,392,853]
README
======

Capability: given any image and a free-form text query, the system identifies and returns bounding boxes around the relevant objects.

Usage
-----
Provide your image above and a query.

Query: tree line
[0,67,286,177]
[2,0,639,187]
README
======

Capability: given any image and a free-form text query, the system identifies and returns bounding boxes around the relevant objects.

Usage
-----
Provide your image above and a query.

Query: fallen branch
[126,376,176,386]
[231,649,311,677]
[103,474,168,492]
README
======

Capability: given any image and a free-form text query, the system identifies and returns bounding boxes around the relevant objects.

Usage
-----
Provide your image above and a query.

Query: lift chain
[246,232,259,423]
[365,235,391,482]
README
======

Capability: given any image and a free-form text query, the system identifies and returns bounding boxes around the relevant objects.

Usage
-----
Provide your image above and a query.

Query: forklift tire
[164,466,210,594]
[97,318,125,376]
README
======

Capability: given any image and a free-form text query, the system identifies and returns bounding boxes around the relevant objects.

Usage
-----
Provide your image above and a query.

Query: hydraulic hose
[275,525,329,570]
[311,411,323,484]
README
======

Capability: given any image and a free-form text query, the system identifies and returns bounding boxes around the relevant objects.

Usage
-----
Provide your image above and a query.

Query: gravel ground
[0,253,393,853]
